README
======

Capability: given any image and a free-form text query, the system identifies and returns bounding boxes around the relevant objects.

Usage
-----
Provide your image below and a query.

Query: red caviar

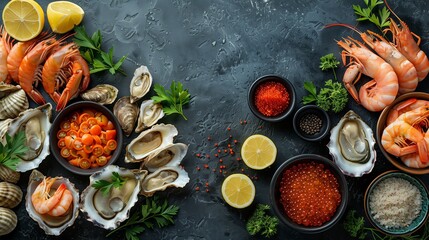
[254,81,290,117]
[279,162,341,227]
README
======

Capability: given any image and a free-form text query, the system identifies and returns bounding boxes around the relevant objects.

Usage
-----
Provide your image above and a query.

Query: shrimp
[31,177,66,215]
[384,0,429,81]
[401,130,429,168]
[70,54,90,92]
[396,105,429,132]
[0,27,12,83]
[386,98,429,125]
[337,37,398,112]
[56,62,83,111]
[47,189,73,217]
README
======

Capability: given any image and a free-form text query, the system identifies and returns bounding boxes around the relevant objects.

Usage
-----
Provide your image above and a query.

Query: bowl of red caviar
[50,101,123,175]
[270,154,348,234]
[248,75,296,122]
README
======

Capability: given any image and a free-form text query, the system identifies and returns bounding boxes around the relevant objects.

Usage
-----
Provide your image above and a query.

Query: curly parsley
[246,204,279,238]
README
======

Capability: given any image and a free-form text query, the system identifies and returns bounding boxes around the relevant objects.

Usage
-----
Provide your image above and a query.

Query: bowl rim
[363,170,429,236]
[49,101,123,175]
[247,75,296,122]
[269,154,348,234]
[292,104,331,141]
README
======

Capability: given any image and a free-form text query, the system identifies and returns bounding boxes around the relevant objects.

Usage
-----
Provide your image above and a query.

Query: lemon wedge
[241,134,277,170]
[47,1,84,34]
[2,0,45,41]
[221,174,255,209]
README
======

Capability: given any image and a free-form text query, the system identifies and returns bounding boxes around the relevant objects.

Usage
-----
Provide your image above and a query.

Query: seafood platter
[2,0,429,239]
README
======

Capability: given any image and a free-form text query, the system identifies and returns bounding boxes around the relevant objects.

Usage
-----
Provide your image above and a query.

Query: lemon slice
[2,0,45,41]
[47,1,84,34]
[221,174,255,208]
[241,134,277,170]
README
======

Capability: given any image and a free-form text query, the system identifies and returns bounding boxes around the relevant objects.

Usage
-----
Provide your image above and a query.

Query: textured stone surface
[2,0,429,239]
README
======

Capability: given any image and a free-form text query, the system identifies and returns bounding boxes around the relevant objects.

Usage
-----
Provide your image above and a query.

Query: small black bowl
[293,105,330,141]
[270,154,348,234]
[50,101,123,175]
[248,75,296,122]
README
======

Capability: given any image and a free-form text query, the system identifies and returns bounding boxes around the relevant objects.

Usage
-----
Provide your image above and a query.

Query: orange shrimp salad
[57,109,117,169]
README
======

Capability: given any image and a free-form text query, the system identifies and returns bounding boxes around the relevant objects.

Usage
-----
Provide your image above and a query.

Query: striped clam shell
[0,182,22,208]
[0,165,20,184]
[0,118,13,140]
[0,207,17,236]
[0,84,29,120]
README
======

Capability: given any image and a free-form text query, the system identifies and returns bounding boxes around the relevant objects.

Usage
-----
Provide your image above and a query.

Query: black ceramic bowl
[270,154,348,234]
[292,105,330,141]
[248,75,296,122]
[50,101,123,175]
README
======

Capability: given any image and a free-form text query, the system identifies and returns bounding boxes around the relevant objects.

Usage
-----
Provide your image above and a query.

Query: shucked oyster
[135,99,164,133]
[140,166,189,197]
[113,96,139,136]
[0,84,29,120]
[142,143,188,172]
[80,84,118,105]
[130,65,152,103]
[327,110,376,177]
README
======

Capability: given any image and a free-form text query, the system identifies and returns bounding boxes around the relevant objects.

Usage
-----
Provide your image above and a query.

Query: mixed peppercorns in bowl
[292,105,330,141]
[247,75,296,122]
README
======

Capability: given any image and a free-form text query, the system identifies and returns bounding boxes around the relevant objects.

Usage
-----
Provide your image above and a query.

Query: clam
[130,65,152,103]
[135,99,164,133]
[113,96,139,136]
[327,110,376,177]
[80,84,118,105]
[0,165,20,183]
[6,104,52,172]
[25,170,80,236]
[0,182,22,208]
[0,207,17,236]
[142,143,188,172]
[0,84,29,120]
[140,166,189,197]
[0,118,13,140]
[80,165,147,230]
[125,124,178,163]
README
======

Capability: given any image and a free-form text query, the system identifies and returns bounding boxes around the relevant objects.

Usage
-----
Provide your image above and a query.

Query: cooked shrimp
[70,54,90,92]
[56,62,83,111]
[31,177,66,215]
[47,189,73,217]
[401,130,429,168]
[396,105,429,132]
[386,98,429,125]
[0,27,12,83]
[337,37,398,112]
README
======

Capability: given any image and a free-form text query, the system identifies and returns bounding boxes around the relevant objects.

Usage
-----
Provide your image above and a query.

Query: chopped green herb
[151,81,191,120]
[92,172,126,195]
[246,204,279,238]
[353,0,391,31]
[0,131,29,171]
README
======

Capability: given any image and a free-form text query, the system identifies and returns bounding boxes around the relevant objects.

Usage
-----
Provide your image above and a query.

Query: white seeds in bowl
[369,177,422,229]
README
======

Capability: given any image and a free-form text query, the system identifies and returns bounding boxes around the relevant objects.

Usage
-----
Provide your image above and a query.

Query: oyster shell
[135,99,164,133]
[125,124,178,163]
[0,207,17,236]
[80,84,118,105]
[130,65,152,103]
[0,182,22,208]
[25,170,79,236]
[327,110,376,177]
[0,164,20,183]
[0,84,29,120]
[113,96,139,136]
[142,143,188,172]
[80,165,147,230]
[140,166,189,197]
[6,104,52,172]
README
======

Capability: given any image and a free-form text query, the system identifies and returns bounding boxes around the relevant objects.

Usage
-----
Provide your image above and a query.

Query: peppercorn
[299,113,323,135]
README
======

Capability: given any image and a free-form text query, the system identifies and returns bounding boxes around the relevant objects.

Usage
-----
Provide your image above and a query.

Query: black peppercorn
[299,113,322,135]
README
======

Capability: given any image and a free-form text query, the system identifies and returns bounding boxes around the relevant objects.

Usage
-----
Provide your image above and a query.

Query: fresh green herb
[353,0,391,31]
[0,131,29,171]
[302,80,348,113]
[73,26,127,75]
[246,204,279,238]
[320,53,340,81]
[106,196,179,240]
[92,172,126,195]
[151,81,191,120]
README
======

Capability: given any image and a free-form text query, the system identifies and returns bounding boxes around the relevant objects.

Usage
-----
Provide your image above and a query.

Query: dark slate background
[2,0,429,239]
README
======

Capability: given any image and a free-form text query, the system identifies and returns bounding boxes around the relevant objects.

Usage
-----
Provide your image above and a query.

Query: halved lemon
[241,134,277,170]
[221,174,255,209]
[2,0,45,41]
[47,1,84,34]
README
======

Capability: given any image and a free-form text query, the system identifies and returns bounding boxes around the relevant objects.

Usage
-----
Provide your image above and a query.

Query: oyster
[130,65,152,103]
[0,207,17,236]
[6,104,52,172]
[80,165,147,230]
[80,84,118,105]
[25,170,79,236]
[140,166,189,197]
[125,124,178,163]
[0,84,29,120]
[327,110,376,177]
[135,99,164,133]
[143,143,188,172]
[113,96,139,136]
[0,182,22,208]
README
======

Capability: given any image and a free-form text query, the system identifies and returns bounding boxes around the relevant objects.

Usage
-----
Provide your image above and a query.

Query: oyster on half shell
[130,65,152,103]
[140,166,189,197]
[80,84,118,105]
[135,99,164,133]
[327,110,376,177]
[142,143,188,172]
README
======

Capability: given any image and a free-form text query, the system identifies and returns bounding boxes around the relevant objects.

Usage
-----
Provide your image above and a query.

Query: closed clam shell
[0,118,13,140]
[0,84,29,120]
[0,207,17,236]
[0,182,22,208]
[130,65,152,103]
[113,96,139,136]
[135,99,164,133]
[0,165,20,184]
[80,84,118,105]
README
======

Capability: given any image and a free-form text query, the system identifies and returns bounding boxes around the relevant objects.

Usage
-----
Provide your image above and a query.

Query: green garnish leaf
[353,0,390,31]
[92,171,126,195]
[151,81,191,120]
[0,131,29,171]
[246,204,279,238]
[344,210,367,239]
[320,53,340,71]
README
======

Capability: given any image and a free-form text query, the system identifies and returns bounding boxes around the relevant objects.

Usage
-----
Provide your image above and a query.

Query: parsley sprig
[320,53,340,81]
[92,172,126,195]
[353,0,391,31]
[151,81,191,120]
[0,131,29,171]
[106,196,179,240]
[246,204,279,238]
[73,26,127,75]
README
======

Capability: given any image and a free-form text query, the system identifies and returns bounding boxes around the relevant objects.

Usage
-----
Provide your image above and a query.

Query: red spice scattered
[205,182,209,187]
[205,189,210,193]
[207,136,211,141]
[217,149,221,153]
[254,81,290,117]
[228,144,231,148]
[204,164,209,169]
[206,154,210,159]
[196,166,200,171]
[234,140,238,144]
[227,127,231,131]
[224,149,228,153]
[214,143,219,147]
[229,135,232,139]
[236,157,241,161]
[219,159,223,163]
[219,169,223,173]
[214,153,219,157]
[280,162,341,227]
[195,186,200,191]
[196,153,201,158]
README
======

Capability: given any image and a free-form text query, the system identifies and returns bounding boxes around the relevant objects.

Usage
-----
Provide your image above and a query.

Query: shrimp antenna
[324,23,362,35]
[383,0,401,22]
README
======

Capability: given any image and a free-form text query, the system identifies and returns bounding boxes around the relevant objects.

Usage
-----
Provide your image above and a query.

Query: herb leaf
[246,204,279,238]
[92,172,126,195]
[151,81,191,120]
[320,53,340,71]
[0,131,29,171]
[353,0,390,31]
